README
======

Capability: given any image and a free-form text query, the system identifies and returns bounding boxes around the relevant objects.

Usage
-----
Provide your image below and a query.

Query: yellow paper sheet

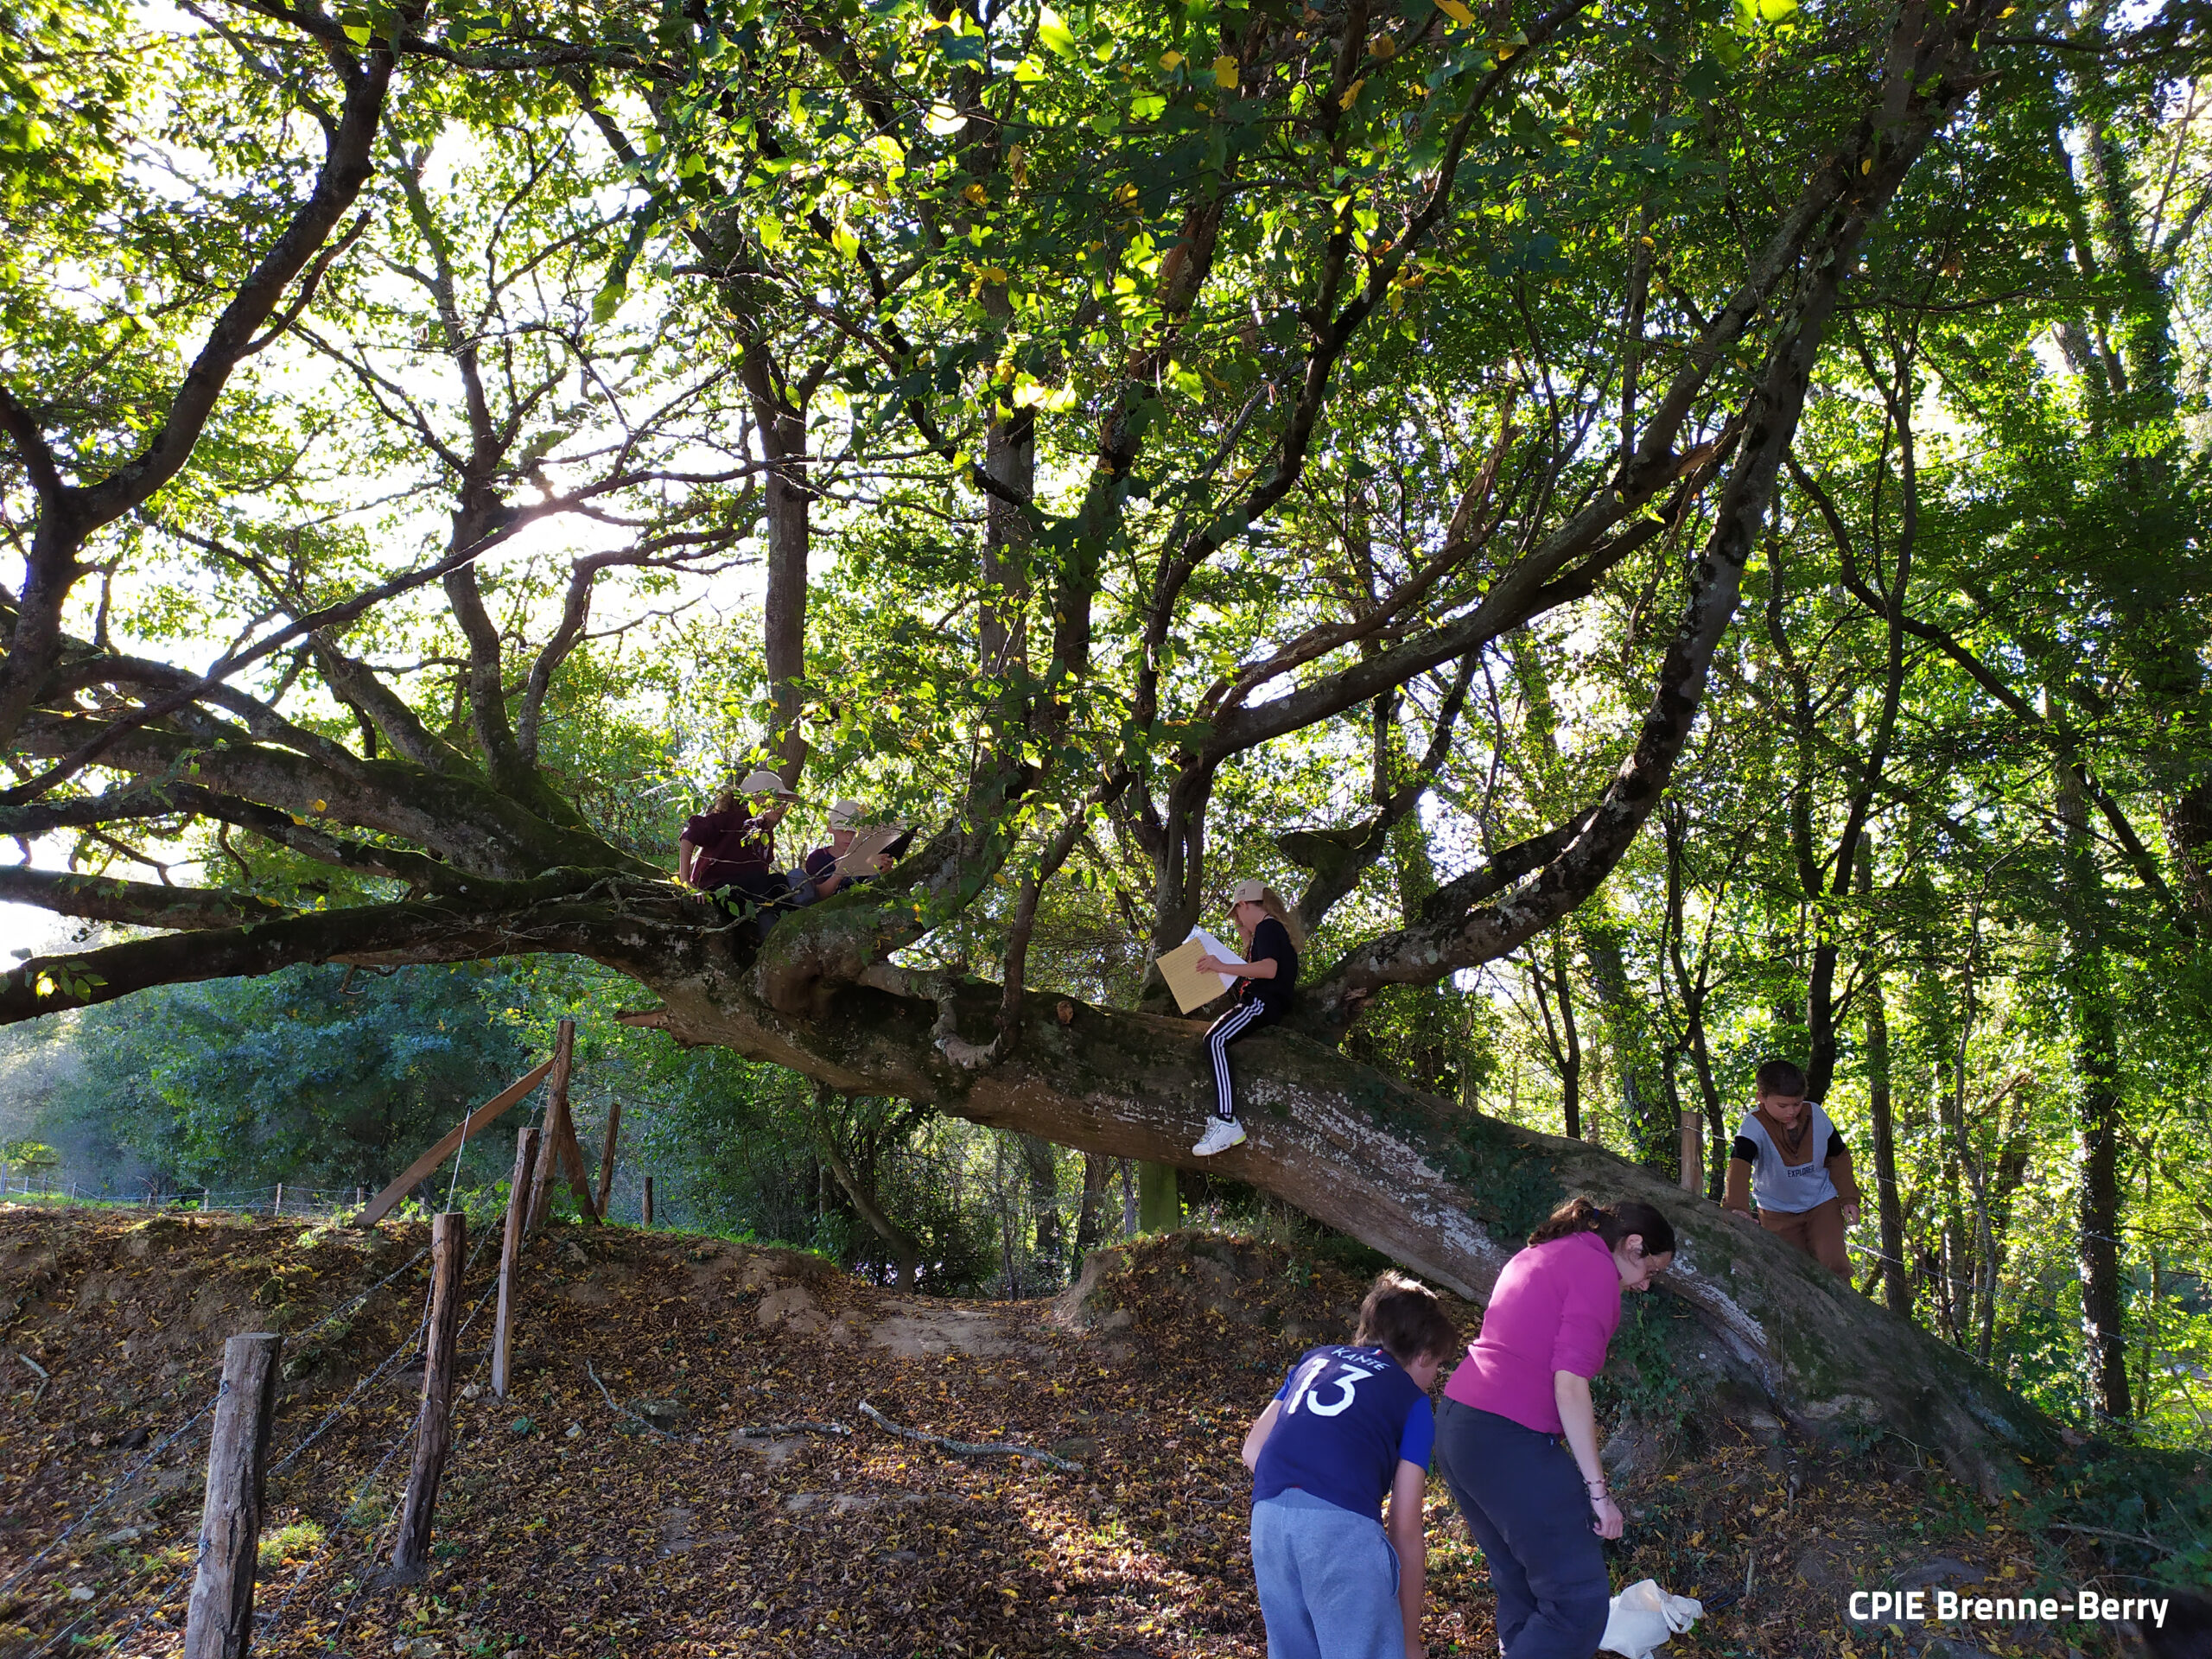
[1155,929,1243,1014]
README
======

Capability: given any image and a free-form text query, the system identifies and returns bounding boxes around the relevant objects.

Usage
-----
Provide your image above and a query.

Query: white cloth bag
[1599,1579,1704,1658]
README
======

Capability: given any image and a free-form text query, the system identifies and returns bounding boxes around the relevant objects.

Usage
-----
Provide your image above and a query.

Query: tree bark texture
[493,1128,539,1398]
[2056,760,2133,1422]
[1862,918,1911,1321]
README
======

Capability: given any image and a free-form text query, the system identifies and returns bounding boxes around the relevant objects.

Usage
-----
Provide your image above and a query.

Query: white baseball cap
[739,767,798,798]
[1231,879,1269,906]
[827,798,865,829]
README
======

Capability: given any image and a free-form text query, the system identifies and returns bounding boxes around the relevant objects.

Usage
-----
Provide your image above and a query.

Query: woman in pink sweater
[1434,1197,1675,1659]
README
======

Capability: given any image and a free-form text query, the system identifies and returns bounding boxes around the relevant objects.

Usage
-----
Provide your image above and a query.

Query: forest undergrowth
[0,1207,2183,1659]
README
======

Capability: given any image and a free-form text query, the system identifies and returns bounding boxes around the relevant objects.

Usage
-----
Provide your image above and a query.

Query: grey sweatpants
[1249,1489,1403,1659]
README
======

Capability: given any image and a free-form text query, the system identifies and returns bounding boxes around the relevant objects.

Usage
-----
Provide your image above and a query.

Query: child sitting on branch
[677,769,798,911]
[1191,879,1303,1157]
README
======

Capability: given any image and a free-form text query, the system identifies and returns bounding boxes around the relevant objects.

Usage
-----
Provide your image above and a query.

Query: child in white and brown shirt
[1723,1058,1862,1278]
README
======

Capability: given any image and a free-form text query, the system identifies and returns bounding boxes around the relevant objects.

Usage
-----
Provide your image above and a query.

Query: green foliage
[25,963,529,1191]
[1593,1294,1701,1437]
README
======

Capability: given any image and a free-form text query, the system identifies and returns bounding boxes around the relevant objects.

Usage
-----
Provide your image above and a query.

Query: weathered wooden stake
[594,1101,621,1220]
[492,1128,539,1399]
[643,1176,654,1227]
[1678,1109,1703,1194]
[181,1332,282,1659]
[523,1020,599,1230]
[272,1183,283,1217]
[388,1212,465,1583]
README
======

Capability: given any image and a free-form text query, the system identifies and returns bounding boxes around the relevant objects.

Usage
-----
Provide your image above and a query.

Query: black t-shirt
[1239,916,1298,1017]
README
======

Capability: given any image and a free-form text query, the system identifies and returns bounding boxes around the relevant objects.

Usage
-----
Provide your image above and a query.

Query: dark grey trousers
[1433,1397,1609,1659]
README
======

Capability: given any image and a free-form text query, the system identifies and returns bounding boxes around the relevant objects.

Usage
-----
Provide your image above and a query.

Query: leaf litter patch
[0,1208,2130,1657]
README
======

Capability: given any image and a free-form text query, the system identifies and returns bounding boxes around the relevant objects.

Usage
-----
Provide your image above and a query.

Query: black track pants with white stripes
[1206,1000,1274,1122]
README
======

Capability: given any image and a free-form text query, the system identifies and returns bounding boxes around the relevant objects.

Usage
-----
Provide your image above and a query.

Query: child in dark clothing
[1242,1271,1458,1659]
[1192,878,1303,1157]
[677,770,795,906]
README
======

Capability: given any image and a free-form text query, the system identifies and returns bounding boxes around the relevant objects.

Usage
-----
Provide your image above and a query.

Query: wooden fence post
[594,1100,620,1221]
[524,1020,574,1235]
[524,1114,560,1239]
[388,1213,465,1583]
[643,1176,653,1227]
[524,1019,599,1230]
[181,1332,283,1659]
[492,1129,538,1399]
[272,1184,283,1217]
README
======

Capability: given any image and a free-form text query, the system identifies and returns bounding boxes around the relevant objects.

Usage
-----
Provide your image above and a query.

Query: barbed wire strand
[0,1240,432,1653]
[257,1231,505,1649]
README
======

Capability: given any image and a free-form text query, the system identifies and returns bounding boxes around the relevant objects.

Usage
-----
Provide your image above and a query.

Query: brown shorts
[1759,1197,1851,1276]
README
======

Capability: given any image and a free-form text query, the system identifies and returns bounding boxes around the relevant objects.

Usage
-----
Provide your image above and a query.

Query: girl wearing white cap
[1191,880,1305,1156]
[795,798,874,900]
[677,769,796,909]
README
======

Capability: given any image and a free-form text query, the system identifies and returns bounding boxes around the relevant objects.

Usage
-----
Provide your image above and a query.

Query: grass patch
[257,1519,326,1569]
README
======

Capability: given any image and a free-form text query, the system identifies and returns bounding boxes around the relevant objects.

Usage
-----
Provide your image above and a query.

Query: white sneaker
[1192,1118,1248,1156]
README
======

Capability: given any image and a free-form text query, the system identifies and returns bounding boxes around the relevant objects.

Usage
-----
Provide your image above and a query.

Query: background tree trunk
[2056,759,2132,1422]
[1859,861,1911,1319]
[1074,1153,1109,1258]
[1021,1134,1063,1275]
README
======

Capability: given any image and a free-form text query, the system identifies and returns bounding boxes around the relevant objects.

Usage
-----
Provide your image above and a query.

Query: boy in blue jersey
[1241,1271,1459,1659]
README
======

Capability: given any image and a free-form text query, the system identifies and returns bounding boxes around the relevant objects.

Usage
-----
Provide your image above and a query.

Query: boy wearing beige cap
[1192,879,1305,1156]
[792,798,910,901]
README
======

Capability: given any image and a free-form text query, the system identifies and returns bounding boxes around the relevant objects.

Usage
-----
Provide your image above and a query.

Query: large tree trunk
[615,950,2053,1494]
[2056,760,2133,1423]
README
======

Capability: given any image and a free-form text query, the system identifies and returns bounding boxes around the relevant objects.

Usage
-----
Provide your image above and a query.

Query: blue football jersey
[1252,1344,1433,1522]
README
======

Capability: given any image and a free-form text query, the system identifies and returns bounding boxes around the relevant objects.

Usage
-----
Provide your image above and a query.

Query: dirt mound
[0,1208,2120,1659]
[1052,1232,1478,1357]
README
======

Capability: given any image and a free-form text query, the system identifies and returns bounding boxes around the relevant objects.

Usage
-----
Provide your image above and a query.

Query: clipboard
[1156,929,1245,1014]
[832,822,906,878]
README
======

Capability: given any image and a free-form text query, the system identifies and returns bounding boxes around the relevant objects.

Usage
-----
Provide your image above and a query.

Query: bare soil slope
[0,1206,2122,1658]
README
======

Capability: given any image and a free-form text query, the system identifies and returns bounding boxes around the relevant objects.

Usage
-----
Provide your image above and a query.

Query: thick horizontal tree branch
[13,718,645,881]
[0,867,294,931]
[0,870,634,1025]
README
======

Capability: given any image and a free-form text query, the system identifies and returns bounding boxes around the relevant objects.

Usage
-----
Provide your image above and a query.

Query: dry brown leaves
[0,1208,2117,1659]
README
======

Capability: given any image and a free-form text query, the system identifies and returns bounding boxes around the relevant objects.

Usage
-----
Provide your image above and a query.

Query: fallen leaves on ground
[0,1206,2126,1657]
